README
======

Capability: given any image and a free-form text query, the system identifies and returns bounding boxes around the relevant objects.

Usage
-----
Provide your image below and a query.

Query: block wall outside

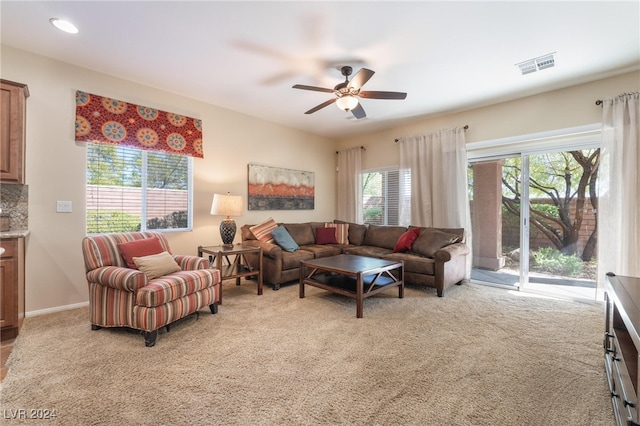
[500,198,597,256]
[86,185,187,220]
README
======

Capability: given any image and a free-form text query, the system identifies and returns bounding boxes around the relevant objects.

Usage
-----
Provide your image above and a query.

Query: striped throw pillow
[325,223,349,245]
[250,217,278,243]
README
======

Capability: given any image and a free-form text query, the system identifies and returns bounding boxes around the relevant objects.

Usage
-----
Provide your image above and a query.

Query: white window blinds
[86,143,192,234]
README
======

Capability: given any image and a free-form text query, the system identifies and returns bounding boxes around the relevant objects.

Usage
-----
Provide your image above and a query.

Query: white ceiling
[1,1,639,139]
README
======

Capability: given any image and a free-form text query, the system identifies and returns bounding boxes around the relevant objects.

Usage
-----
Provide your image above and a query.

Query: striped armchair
[81,232,221,347]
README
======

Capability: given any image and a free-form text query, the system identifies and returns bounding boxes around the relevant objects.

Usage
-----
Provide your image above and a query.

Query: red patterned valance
[75,90,204,158]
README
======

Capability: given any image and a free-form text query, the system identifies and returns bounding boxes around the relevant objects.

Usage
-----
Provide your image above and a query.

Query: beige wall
[336,70,640,170]
[0,46,337,314]
[3,43,638,315]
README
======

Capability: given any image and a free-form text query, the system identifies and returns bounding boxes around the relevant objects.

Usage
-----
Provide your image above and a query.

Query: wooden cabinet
[604,273,640,426]
[0,238,25,341]
[1,79,29,184]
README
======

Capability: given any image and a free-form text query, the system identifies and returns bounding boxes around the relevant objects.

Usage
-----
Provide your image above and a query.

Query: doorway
[467,126,600,301]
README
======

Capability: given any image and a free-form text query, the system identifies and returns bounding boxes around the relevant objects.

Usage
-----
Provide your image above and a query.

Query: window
[86,143,192,234]
[361,167,400,225]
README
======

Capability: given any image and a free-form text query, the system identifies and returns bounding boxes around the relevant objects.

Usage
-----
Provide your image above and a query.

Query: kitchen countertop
[0,229,30,238]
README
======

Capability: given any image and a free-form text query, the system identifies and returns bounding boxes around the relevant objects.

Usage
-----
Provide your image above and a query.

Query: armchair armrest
[174,255,209,270]
[86,266,147,292]
[434,242,470,263]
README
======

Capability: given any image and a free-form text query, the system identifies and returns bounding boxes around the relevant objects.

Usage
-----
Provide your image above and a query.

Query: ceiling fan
[292,66,407,120]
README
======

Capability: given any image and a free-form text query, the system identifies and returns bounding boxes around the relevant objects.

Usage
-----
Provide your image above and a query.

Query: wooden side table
[197,244,263,304]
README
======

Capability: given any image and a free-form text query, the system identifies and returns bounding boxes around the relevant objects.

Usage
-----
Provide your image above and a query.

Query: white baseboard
[26,301,89,318]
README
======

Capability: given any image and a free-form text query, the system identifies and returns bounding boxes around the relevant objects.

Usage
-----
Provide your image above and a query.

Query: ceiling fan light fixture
[336,95,358,111]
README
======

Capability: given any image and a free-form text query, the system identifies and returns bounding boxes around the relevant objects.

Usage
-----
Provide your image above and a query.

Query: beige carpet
[1,281,614,425]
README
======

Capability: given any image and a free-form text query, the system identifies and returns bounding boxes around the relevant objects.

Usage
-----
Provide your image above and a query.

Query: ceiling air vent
[518,60,537,75]
[516,52,556,75]
[536,54,555,70]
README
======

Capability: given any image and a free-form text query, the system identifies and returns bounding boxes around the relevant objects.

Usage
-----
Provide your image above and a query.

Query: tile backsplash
[0,184,28,230]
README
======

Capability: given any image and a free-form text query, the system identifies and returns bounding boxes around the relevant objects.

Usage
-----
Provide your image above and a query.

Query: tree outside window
[501,149,599,261]
[362,168,399,225]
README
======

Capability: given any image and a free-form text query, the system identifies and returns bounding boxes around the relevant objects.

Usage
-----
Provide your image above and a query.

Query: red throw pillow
[316,227,338,245]
[393,228,421,253]
[117,237,164,269]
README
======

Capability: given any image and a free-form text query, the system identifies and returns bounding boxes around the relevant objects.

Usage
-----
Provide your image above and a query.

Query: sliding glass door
[469,147,599,301]
[469,155,522,288]
[522,150,599,299]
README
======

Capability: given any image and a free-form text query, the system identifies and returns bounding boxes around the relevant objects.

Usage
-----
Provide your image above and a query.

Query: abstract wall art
[248,163,314,210]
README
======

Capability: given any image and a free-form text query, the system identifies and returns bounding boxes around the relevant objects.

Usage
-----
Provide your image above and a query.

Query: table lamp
[210,192,243,247]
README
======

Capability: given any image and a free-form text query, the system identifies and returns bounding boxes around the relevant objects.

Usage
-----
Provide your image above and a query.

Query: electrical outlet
[56,201,72,213]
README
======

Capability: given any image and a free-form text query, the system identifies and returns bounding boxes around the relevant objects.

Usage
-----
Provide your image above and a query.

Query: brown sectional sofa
[240,221,469,297]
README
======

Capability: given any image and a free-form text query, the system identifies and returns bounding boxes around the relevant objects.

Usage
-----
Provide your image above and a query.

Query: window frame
[361,166,400,226]
[85,142,193,234]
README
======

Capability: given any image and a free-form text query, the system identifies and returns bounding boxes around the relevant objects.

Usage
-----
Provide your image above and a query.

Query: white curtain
[599,92,640,283]
[398,127,471,279]
[398,127,471,229]
[336,147,363,223]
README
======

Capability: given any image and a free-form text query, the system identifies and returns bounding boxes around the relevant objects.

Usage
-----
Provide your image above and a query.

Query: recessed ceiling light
[49,18,78,34]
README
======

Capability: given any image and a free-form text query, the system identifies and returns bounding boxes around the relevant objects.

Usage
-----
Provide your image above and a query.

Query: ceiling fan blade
[305,98,337,114]
[351,103,366,119]
[293,84,334,93]
[231,39,292,62]
[261,72,298,85]
[347,68,375,91]
[359,90,407,100]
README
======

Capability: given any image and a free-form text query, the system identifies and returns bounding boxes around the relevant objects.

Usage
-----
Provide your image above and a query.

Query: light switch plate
[56,201,72,213]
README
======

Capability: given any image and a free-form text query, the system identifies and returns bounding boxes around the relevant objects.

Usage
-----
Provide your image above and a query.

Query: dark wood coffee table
[299,254,404,318]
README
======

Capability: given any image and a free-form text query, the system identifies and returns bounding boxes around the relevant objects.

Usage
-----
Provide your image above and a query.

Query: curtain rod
[336,146,365,154]
[394,125,469,143]
[596,92,640,105]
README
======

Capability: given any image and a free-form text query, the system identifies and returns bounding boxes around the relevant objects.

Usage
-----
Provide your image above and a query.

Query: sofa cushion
[250,217,278,243]
[435,227,465,243]
[334,220,367,246]
[133,251,182,279]
[271,225,299,252]
[118,237,165,269]
[324,223,349,244]
[341,245,393,258]
[300,244,342,258]
[393,228,421,253]
[309,222,327,232]
[284,223,315,246]
[316,227,338,244]
[412,228,461,258]
[281,249,315,269]
[363,225,408,250]
[383,252,436,275]
[136,269,218,308]
[241,224,257,241]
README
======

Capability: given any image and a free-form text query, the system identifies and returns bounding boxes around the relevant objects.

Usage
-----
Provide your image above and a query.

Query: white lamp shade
[210,193,243,217]
[336,95,358,111]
